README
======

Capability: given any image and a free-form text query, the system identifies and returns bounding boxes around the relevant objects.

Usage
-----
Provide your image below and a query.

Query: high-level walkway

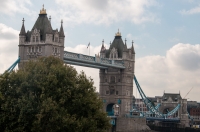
[63,51,125,69]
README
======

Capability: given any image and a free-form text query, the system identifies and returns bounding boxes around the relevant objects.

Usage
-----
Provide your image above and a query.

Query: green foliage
[0,56,111,132]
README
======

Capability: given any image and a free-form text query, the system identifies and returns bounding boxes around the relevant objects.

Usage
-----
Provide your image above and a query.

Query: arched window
[39,47,42,52]
[110,76,115,83]
[32,36,35,42]
[31,47,34,52]
[55,37,58,42]
[105,78,107,82]
[110,47,118,59]
[36,36,39,42]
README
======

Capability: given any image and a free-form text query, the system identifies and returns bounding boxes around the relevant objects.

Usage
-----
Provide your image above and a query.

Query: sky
[0,0,200,101]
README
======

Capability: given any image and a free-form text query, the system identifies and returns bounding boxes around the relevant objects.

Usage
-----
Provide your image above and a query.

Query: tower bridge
[13,6,191,132]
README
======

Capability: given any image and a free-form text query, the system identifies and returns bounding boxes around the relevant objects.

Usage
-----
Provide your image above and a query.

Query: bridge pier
[115,116,150,132]
[180,114,190,127]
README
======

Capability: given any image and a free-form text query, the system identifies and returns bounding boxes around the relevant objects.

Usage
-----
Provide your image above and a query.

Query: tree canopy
[0,56,110,132]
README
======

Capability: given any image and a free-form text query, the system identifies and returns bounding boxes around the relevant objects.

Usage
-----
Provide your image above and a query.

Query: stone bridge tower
[18,5,65,68]
[158,93,189,127]
[99,31,135,116]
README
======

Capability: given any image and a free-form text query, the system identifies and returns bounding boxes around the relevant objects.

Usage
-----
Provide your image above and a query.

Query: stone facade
[116,117,150,132]
[99,31,135,116]
[18,6,65,68]
[157,93,189,127]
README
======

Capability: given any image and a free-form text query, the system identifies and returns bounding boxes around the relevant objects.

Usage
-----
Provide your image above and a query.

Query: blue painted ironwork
[108,116,117,125]
[107,104,114,116]
[187,111,193,120]
[110,118,115,125]
[63,51,125,69]
[6,57,20,73]
[118,99,121,104]
[134,75,180,118]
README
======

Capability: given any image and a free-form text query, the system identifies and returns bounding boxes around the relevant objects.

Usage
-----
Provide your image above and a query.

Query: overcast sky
[0,0,200,101]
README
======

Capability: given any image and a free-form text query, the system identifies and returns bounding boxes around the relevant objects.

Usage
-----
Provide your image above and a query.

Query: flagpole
[87,42,90,56]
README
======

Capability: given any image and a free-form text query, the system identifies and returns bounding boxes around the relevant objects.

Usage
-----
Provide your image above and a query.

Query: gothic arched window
[32,36,35,42]
[36,36,39,42]
[110,76,115,83]
[110,47,118,59]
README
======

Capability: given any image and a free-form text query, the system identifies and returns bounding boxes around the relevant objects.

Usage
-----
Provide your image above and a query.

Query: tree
[0,56,111,132]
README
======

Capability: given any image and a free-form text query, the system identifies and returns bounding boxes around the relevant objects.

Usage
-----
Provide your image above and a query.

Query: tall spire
[49,16,51,23]
[131,40,135,54]
[59,19,65,37]
[19,18,26,35]
[100,39,106,52]
[125,38,127,48]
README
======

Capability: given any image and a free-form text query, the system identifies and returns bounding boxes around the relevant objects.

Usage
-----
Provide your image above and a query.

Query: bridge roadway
[63,51,125,69]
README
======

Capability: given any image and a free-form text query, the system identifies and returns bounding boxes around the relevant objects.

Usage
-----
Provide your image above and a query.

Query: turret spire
[19,18,26,35]
[100,39,106,52]
[131,40,135,54]
[125,38,127,48]
[49,16,51,23]
[59,19,65,37]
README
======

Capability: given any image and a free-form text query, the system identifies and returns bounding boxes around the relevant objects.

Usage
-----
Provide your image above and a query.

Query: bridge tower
[18,5,65,68]
[99,31,135,116]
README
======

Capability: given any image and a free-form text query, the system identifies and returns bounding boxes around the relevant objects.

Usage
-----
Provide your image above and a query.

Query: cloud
[50,0,159,25]
[136,43,200,101]
[0,0,32,15]
[180,5,200,15]
[166,43,200,70]
[0,23,19,73]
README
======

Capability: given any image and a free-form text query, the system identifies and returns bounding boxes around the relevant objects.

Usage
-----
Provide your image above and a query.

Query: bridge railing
[80,54,95,62]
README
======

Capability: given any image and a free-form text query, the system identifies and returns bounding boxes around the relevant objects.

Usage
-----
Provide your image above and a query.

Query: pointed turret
[107,29,125,58]
[131,40,135,54]
[19,18,26,35]
[59,19,65,37]
[30,5,53,41]
[100,39,106,53]
[123,38,127,51]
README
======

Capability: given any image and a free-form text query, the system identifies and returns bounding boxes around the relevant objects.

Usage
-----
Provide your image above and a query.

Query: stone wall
[116,116,151,132]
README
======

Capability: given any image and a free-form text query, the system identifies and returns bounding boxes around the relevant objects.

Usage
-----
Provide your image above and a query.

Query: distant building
[187,101,200,125]
[135,98,148,112]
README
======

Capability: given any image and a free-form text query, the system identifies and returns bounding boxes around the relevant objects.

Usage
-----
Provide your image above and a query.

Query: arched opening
[110,76,115,83]
[106,103,115,116]
[163,107,179,118]
[163,108,170,114]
